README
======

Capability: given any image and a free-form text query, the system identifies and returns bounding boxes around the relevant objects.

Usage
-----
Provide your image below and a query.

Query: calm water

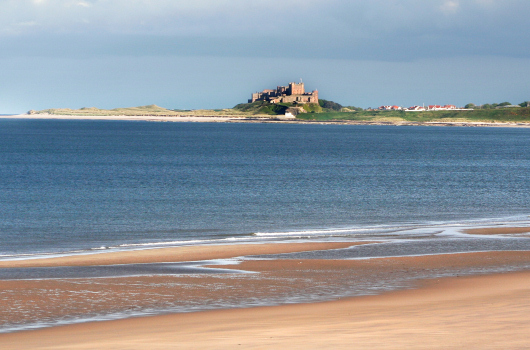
[2,119,530,333]
[1,119,530,258]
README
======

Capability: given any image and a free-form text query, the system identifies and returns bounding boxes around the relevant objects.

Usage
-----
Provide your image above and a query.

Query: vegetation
[318,99,342,111]
[342,106,364,112]
[297,107,530,123]
[232,101,291,115]
[35,105,180,116]
[33,98,530,124]
[34,105,248,117]
[301,103,323,113]
[464,101,525,109]
[233,99,343,115]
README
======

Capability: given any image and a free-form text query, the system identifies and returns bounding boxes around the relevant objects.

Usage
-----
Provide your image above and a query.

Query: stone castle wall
[250,81,318,105]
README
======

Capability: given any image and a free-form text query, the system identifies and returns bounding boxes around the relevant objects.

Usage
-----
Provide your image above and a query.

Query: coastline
[3,113,530,127]
[0,248,529,348]
[0,225,529,348]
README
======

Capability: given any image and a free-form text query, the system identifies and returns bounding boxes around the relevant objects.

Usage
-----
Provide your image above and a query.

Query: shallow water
[0,261,244,280]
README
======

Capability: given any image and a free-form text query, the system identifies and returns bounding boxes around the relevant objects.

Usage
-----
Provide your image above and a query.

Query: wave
[252,215,530,238]
[1,214,529,262]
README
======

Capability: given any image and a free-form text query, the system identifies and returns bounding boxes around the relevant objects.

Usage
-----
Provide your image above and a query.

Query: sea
[1,119,530,332]
[1,119,530,258]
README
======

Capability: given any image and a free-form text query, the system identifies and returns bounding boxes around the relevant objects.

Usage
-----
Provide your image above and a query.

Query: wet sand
[0,265,529,349]
[0,242,359,268]
[464,226,530,235]
[0,247,529,349]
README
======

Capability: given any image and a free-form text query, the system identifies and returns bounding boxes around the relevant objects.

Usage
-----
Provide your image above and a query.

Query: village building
[379,105,402,110]
[427,105,457,111]
[407,106,427,111]
[405,105,461,111]
[250,81,318,105]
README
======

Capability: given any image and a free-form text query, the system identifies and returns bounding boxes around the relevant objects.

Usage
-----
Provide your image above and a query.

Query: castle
[250,81,318,104]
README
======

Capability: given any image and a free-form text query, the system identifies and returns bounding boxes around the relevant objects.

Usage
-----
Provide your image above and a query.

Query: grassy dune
[32,104,530,124]
[33,105,248,117]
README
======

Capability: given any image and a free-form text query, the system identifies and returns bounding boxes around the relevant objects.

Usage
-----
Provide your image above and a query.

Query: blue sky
[1,0,529,113]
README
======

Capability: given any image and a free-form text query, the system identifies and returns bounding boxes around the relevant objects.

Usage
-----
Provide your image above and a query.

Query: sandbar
[464,226,530,235]
[0,242,359,268]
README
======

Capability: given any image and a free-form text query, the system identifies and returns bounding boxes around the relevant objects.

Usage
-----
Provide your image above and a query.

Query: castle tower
[312,90,319,104]
[288,82,305,96]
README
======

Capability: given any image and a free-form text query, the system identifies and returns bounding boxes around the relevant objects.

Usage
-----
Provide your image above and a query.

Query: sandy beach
[1,270,529,349]
[3,113,530,127]
[0,236,529,349]
[1,113,256,123]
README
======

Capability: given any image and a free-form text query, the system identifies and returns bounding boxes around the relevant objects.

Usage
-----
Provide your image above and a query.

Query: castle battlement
[250,81,318,105]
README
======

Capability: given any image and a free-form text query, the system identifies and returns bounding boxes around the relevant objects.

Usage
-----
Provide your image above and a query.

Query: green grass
[233,101,292,115]
[302,103,323,113]
[234,101,329,115]
[297,108,530,123]
[34,103,530,123]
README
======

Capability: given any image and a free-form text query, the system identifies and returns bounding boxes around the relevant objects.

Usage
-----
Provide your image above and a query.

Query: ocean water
[2,119,530,333]
[0,119,530,259]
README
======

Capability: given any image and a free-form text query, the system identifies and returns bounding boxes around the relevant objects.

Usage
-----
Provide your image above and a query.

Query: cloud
[440,0,460,13]
[16,21,38,27]
[1,1,530,113]
[76,1,91,7]
[0,0,529,60]
[3,54,530,112]
[475,0,495,6]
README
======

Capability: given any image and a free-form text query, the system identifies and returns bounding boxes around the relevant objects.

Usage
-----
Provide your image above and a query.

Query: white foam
[2,214,529,263]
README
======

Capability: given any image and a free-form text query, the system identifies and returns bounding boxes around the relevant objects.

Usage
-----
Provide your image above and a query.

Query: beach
[3,113,530,127]
[1,113,254,123]
[1,231,530,349]
[1,119,530,348]
[2,271,530,349]
[2,0,530,347]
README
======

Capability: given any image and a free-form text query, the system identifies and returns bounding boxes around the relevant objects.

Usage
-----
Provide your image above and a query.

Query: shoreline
[0,253,529,348]
[3,113,530,127]
[0,231,529,342]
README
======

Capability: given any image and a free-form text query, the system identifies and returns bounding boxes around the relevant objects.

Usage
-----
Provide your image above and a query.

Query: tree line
[465,101,529,109]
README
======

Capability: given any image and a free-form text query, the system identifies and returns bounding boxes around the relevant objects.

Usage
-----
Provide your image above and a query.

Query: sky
[1,0,530,113]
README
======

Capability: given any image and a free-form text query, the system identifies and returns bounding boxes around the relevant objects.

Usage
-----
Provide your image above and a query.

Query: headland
[5,109,530,128]
[4,80,530,127]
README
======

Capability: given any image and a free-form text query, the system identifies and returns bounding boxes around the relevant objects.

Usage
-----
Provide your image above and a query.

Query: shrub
[318,99,343,111]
